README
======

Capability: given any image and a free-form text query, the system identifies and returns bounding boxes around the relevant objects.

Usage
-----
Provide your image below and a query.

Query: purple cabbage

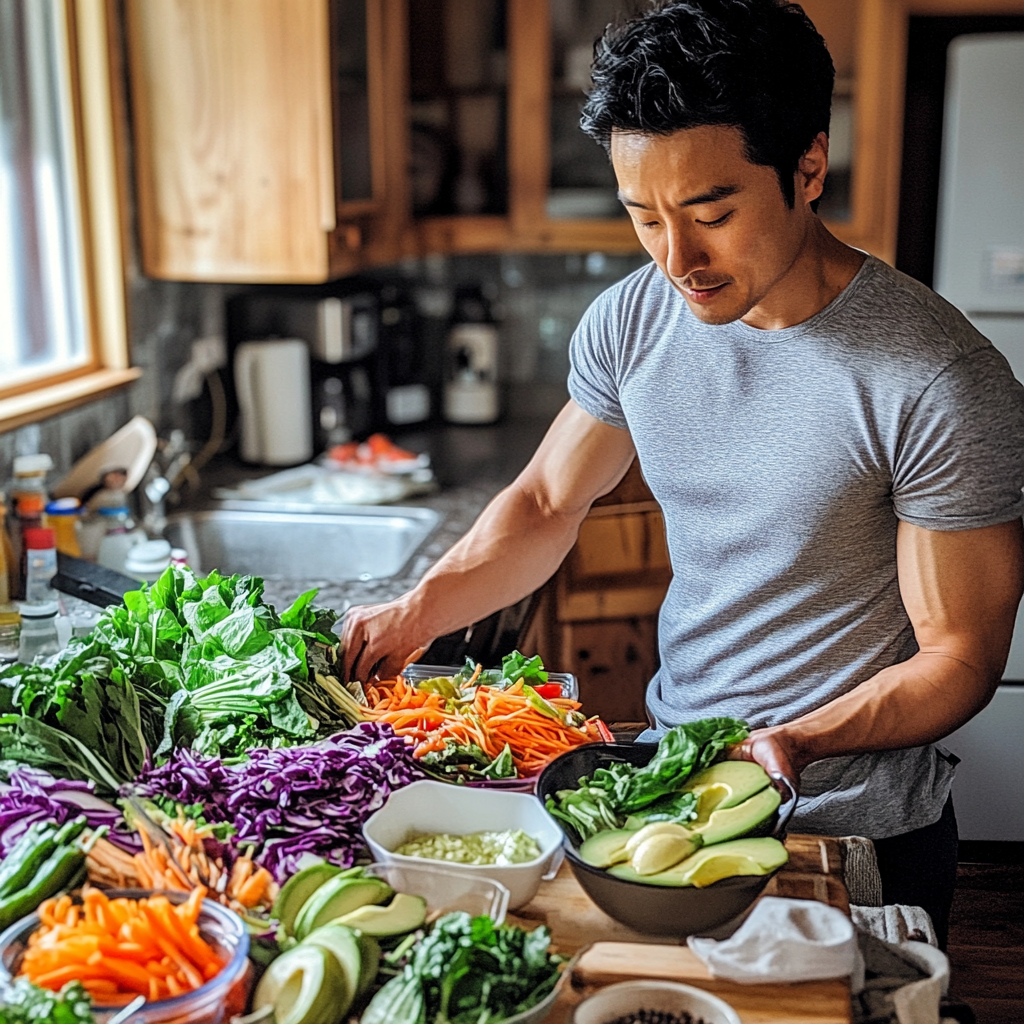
[0,765,138,855]
[129,723,422,882]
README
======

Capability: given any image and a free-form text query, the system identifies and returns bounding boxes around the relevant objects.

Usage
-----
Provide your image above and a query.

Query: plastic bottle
[45,498,82,557]
[124,539,172,583]
[23,528,58,604]
[18,601,60,662]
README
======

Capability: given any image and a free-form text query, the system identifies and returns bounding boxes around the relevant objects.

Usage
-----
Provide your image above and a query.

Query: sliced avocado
[691,785,780,845]
[356,934,381,998]
[630,831,702,876]
[672,836,789,887]
[682,761,772,820]
[294,876,393,941]
[578,828,637,868]
[624,822,695,857]
[607,836,788,887]
[273,863,343,937]
[253,944,348,1024]
[334,892,428,937]
[303,923,361,1008]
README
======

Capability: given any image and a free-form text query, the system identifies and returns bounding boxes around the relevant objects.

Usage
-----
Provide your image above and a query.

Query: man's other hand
[727,727,803,796]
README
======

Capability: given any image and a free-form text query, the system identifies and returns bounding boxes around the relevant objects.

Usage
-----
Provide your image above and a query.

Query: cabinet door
[799,0,907,262]
[126,0,340,282]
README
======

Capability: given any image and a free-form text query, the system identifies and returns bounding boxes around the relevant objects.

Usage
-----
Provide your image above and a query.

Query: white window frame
[0,0,138,433]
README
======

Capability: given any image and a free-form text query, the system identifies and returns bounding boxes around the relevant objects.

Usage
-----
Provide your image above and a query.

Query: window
[0,0,136,431]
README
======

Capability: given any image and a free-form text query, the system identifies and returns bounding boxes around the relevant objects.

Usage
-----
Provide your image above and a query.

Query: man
[341,0,1024,945]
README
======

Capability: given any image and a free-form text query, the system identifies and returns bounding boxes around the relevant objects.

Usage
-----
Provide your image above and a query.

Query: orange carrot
[20,888,224,1003]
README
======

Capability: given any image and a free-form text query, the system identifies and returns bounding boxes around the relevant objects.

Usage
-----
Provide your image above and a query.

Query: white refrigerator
[933,33,1024,842]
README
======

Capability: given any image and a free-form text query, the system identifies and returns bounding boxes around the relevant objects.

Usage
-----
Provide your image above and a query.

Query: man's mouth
[680,281,728,303]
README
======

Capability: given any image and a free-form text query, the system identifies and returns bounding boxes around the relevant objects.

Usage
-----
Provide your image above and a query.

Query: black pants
[871,796,959,950]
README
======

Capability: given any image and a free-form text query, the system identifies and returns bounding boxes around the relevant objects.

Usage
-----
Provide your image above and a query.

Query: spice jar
[18,600,60,663]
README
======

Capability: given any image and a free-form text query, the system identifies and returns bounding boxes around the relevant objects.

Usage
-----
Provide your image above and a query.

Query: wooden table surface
[510,834,853,1024]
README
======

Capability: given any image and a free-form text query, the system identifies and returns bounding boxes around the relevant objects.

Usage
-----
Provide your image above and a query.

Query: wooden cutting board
[514,835,853,1024]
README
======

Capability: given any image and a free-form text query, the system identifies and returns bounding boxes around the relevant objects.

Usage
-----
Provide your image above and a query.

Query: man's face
[611,126,820,326]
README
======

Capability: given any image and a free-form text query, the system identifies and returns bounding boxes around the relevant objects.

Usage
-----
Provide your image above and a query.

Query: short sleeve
[892,346,1024,530]
[567,286,630,430]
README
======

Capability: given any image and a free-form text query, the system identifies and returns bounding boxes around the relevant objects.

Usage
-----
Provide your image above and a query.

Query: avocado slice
[334,892,428,937]
[273,863,344,937]
[294,876,393,941]
[608,836,788,887]
[578,828,637,868]
[673,836,789,887]
[356,934,382,998]
[691,785,780,845]
[302,923,362,1008]
[682,761,772,820]
[253,944,349,1024]
[624,822,695,857]
[630,831,702,876]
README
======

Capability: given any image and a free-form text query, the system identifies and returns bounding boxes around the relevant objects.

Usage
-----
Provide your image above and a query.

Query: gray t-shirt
[568,254,1024,838]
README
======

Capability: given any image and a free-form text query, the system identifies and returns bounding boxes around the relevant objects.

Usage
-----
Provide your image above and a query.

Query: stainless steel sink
[164,504,440,581]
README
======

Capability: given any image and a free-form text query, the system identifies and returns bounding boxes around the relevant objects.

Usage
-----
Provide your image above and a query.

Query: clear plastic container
[363,860,510,925]
[402,662,578,700]
[124,538,173,582]
[0,890,252,1024]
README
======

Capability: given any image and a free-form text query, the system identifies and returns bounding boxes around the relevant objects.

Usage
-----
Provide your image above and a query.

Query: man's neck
[741,221,867,331]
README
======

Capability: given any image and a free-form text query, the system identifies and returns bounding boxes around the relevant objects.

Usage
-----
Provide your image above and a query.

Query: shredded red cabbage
[0,765,136,855]
[128,723,422,882]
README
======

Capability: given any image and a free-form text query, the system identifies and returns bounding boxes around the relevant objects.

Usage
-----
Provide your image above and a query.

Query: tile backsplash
[1,249,649,483]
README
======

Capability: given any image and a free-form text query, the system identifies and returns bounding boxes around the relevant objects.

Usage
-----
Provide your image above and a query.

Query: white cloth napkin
[687,896,858,984]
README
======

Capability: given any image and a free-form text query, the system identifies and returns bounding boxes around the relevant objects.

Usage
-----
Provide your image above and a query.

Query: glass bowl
[0,889,252,1024]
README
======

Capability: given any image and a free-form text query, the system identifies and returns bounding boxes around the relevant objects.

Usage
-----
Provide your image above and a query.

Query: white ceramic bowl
[362,779,564,909]
[573,980,742,1024]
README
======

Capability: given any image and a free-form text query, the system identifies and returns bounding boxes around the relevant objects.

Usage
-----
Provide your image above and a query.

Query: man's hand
[727,728,804,794]
[339,598,433,683]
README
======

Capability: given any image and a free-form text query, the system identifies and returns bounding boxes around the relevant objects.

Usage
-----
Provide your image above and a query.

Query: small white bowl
[573,980,742,1024]
[362,779,564,909]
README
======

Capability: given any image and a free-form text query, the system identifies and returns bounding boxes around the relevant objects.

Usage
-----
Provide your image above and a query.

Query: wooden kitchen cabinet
[416,0,908,263]
[522,461,670,724]
[124,0,411,282]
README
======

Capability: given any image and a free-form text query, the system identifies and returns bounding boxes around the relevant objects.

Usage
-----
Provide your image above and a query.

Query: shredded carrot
[19,887,225,1004]
[370,675,605,777]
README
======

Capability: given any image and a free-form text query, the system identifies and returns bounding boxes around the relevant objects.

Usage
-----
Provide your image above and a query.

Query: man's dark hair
[580,0,835,209]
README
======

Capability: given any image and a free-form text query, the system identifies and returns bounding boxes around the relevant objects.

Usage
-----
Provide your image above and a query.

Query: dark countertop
[182,416,555,615]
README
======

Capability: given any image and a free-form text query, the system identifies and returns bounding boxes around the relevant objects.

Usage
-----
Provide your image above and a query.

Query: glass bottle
[0,497,19,662]
[23,527,58,604]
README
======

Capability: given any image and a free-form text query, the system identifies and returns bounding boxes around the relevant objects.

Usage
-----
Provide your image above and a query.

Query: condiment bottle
[0,503,19,662]
[45,498,82,557]
[9,454,53,598]
[18,601,60,663]
[96,506,144,574]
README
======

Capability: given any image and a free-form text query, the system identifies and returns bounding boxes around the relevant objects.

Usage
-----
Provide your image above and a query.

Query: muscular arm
[733,518,1024,783]
[339,401,636,682]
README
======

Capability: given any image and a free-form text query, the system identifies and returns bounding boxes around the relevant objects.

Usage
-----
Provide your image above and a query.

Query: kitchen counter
[182,416,556,614]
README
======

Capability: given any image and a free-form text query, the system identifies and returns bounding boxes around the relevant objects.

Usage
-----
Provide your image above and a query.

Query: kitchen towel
[687,896,858,984]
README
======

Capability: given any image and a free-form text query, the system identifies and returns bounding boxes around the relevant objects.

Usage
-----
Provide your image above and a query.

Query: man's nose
[664,226,708,281]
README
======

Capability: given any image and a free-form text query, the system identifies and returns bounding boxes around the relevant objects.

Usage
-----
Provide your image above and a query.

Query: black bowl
[536,743,797,938]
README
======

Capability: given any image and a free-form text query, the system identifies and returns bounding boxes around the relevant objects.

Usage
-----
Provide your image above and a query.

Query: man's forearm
[400,480,587,641]
[775,652,996,773]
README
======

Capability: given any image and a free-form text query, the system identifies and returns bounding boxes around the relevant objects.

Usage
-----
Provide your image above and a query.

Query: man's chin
[677,290,745,326]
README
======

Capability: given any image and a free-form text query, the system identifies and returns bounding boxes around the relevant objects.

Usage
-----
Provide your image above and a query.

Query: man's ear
[796,131,829,207]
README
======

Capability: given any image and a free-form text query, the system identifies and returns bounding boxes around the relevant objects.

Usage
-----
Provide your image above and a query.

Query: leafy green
[545,717,750,841]
[465,650,549,689]
[0,566,350,793]
[364,913,564,1024]
[0,979,95,1024]
[420,740,518,780]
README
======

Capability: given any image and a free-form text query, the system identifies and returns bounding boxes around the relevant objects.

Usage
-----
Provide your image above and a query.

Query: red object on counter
[532,683,564,699]
[23,528,56,550]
